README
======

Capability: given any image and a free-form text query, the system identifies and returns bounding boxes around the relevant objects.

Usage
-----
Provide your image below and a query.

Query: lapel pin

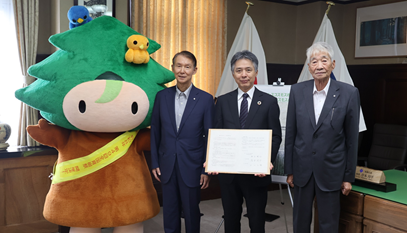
[333,95,336,98]
[257,101,261,105]
[193,98,196,100]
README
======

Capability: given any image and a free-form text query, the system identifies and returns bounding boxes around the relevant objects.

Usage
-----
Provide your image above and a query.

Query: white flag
[215,12,268,97]
[298,14,367,132]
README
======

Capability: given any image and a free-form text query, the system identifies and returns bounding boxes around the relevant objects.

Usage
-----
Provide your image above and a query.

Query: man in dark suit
[284,42,360,233]
[150,51,214,233]
[212,50,282,233]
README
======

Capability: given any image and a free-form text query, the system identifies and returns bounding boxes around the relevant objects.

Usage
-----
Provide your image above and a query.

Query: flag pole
[325,1,335,15]
[245,1,254,14]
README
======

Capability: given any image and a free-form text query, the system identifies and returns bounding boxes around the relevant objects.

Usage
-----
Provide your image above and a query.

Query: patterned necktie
[240,93,249,128]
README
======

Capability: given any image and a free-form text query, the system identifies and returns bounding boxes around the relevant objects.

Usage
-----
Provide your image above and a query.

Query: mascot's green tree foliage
[16,16,174,132]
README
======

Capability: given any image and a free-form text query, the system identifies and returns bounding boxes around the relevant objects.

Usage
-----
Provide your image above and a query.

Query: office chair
[394,164,407,172]
[362,123,407,170]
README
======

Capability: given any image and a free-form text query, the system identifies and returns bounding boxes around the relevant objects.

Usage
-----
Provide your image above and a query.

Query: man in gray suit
[284,42,360,233]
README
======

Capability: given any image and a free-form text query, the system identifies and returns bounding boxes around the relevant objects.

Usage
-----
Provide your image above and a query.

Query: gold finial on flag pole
[325,1,335,15]
[245,2,254,14]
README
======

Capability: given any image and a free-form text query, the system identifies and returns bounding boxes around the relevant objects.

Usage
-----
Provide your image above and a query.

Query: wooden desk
[315,170,407,233]
[0,147,58,233]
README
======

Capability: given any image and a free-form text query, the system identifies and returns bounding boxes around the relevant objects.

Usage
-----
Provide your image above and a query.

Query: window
[0,0,23,147]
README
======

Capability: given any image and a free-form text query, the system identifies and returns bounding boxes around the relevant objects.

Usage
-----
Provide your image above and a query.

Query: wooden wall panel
[5,166,51,225]
[383,79,407,125]
[0,155,58,233]
[0,183,5,226]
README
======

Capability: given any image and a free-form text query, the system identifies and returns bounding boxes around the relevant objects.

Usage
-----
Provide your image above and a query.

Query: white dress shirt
[313,78,330,124]
[237,87,255,115]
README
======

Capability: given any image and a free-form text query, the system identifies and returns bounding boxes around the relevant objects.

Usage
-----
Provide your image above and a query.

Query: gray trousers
[293,173,341,233]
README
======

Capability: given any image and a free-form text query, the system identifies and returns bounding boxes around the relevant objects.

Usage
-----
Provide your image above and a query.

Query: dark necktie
[240,93,249,128]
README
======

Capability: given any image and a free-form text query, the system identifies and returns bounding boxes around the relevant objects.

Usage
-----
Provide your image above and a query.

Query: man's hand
[286,174,294,188]
[200,174,210,189]
[254,163,274,177]
[152,168,161,182]
[341,182,352,196]
[203,162,219,175]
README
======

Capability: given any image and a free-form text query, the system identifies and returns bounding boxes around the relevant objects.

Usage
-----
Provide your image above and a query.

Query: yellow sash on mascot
[52,130,138,184]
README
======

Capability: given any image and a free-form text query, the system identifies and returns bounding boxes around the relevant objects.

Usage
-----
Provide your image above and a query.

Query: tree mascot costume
[15,16,174,233]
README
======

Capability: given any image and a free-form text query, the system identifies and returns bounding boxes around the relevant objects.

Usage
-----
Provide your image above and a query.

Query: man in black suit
[212,50,282,233]
[284,42,360,233]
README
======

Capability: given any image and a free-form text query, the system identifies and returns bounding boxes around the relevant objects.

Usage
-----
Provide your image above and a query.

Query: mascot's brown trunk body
[28,119,160,228]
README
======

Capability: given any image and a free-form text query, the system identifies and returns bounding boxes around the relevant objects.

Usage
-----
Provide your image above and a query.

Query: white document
[205,129,272,174]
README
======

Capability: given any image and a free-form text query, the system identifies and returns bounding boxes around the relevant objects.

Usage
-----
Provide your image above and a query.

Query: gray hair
[306,42,334,64]
[231,50,258,73]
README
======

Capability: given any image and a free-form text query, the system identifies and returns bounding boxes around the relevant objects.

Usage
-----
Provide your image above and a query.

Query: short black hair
[230,50,258,73]
[172,51,197,68]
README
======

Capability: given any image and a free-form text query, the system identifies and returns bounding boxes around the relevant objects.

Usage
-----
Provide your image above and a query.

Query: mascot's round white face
[62,80,149,132]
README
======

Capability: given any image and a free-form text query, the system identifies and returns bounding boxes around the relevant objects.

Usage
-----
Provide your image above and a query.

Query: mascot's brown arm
[135,128,151,155]
[27,118,71,150]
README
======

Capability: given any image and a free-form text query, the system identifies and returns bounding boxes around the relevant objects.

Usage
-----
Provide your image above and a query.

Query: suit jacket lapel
[245,87,261,128]
[166,86,177,133]
[303,81,317,129]
[178,85,199,133]
[315,80,340,131]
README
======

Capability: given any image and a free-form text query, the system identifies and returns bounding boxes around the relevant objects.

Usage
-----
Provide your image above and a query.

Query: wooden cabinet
[363,195,407,232]
[340,190,364,215]
[364,219,406,233]
[338,191,364,233]
[315,191,407,233]
[339,212,363,233]
[0,155,58,233]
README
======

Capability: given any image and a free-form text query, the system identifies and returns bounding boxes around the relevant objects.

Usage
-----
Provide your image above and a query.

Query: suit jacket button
[312,151,316,155]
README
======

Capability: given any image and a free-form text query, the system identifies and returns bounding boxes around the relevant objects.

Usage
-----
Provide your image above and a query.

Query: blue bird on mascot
[68,5,93,29]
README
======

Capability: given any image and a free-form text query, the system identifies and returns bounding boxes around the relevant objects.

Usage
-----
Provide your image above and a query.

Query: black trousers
[293,173,341,233]
[220,175,268,233]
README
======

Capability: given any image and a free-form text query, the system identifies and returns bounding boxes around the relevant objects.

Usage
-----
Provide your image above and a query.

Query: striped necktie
[239,93,249,128]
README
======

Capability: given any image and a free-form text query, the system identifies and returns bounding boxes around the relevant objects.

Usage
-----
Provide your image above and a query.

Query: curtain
[13,0,40,146]
[131,0,227,96]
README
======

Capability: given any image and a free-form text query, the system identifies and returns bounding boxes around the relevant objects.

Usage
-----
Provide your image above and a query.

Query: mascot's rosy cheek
[63,80,149,132]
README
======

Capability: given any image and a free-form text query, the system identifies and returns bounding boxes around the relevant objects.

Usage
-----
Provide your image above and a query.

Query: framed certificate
[205,129,272,174]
